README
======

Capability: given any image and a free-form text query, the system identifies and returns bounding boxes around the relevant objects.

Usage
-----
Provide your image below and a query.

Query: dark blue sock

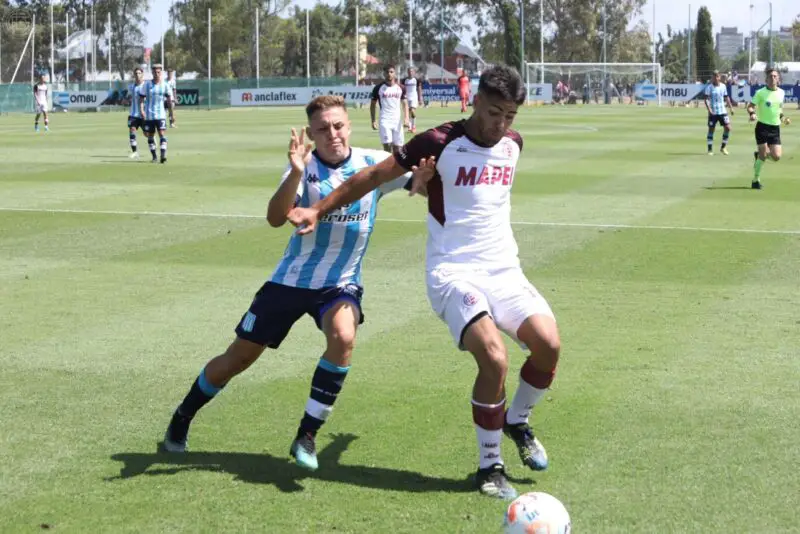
[129,132,137,152]
[159,136,167,159]
[707,131,714,152]
[298,358,350,437]
[177,368,223,418]
[721,131,730,149]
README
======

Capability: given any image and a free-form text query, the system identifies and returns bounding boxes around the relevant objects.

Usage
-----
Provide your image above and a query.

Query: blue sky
[145,0,798,50]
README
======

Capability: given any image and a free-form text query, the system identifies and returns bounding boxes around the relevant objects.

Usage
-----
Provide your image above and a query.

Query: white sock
[506,378,548,425]
[475,425,503,469]
[410,117,415,129]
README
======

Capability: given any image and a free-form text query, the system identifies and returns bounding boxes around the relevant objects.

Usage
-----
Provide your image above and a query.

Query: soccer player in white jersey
[126,67,146,159]
[704,71,735,155]
[167,68,177,128]
[371,64,409,154]
[162,95,429,470]
[403,66,424,133]
[137,63,173,164]
[288,65,560,500]
[33,75,49,132]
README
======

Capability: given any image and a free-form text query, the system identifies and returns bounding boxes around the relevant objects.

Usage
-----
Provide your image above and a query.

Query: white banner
[231,86,378,107]
[231,87,310,106]
[53,91,110,109]
[526,83,553,102]
[634,83,707,102]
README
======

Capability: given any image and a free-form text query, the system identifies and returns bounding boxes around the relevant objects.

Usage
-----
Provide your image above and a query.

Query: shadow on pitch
[703,185,753,190]
[107,433,532,494]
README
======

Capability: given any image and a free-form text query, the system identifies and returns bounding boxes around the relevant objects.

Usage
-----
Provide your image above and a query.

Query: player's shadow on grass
[107,433,533,493]
[703,185,753,190]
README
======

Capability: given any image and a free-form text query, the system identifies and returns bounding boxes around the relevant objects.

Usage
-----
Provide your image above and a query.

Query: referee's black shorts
[755,122,781,146]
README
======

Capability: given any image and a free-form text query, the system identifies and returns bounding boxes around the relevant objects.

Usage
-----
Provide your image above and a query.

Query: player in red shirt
[287,65,560,501]
[458,71,471,113]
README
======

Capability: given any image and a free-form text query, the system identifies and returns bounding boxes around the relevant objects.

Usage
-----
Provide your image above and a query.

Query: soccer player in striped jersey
[162,95,428,470]
[704,71,734,155]
[33,75,49,132]
[137,63,173,164]
[126,67,145,159]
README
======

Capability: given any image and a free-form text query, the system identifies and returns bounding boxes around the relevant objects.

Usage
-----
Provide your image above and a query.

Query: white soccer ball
[503,492,571,534]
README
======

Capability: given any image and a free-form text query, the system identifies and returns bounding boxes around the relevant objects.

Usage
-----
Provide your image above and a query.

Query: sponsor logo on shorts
[463,293,478,306]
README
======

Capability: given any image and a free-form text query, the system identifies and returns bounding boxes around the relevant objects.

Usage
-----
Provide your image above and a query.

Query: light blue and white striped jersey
[271,147,411,290]
[128,82,144,118]
[705,83,728,115]
[137,80,173,120]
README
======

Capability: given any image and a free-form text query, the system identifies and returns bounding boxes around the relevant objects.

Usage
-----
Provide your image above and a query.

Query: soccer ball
[503,492,571,534]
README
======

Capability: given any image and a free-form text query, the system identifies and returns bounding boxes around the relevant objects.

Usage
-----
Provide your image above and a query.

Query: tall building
[716,26,744,60]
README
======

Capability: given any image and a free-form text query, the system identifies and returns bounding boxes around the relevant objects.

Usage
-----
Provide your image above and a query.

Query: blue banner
[748,84,799,102]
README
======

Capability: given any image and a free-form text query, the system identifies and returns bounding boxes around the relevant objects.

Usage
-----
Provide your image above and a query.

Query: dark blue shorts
[143,119,167,134]
[128,116,144,130]
[235,282,364,349]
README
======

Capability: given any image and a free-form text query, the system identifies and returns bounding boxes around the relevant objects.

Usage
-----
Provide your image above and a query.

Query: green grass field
[1,103,799,533]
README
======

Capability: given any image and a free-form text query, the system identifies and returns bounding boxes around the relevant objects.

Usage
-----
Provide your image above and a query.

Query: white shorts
[378,123,404,146]
[426,266,555,350]
[35,103,48,113]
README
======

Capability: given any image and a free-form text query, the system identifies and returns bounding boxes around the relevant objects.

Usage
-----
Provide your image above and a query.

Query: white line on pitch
[2,207,800,236]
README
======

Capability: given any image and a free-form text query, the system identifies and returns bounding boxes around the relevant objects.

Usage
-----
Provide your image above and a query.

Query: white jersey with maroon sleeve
[33,83,48,111]
[395,120,522,272]
[370,81,406,128]
[395,121,554,351]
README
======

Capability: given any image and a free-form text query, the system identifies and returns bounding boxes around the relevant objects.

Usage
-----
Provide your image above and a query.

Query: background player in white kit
[167,69,177,128]
[370,64,409,154]
[288,65,561,501]
[403,67,424,133]
[33,75,49,132]
[126,67,146,159]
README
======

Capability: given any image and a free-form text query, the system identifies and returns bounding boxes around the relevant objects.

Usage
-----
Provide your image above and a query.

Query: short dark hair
[133,67,143,74]
[305,95,347,119]
[478,64,526,105]
[384,64,396,72]
[765,66,779,77]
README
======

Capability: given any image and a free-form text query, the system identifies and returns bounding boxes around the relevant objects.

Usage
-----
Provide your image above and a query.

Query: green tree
[694,6,714,81]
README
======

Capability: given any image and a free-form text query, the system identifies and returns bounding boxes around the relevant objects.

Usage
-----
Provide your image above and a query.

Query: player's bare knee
[771,153,781,161]
[475,340,509,382]
[223,338,264,375]
[326,325,357,361]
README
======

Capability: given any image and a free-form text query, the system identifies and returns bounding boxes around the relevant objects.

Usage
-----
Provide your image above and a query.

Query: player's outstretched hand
[408,156,436,197]
[288,128,313,173]
[287,207,320,236]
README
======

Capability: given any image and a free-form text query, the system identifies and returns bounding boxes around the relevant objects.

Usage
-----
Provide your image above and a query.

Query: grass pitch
[1,103,799,533]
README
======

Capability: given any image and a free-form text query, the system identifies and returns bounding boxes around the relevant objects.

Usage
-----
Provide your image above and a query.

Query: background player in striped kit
[704,71,734,155]
[137,63,173,164]
[161,95,428,471]
[403,67,424,133]
[126,68,146,159]
[32,75,49,132]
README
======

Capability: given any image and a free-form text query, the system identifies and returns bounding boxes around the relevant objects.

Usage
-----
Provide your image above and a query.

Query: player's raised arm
[288,156,407,235]
[267,128,311,227]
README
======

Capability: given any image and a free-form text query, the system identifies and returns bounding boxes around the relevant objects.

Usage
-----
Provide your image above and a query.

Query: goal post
[525,62,663,106]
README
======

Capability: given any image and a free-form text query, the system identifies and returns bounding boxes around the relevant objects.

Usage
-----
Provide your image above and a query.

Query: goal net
[525,62,663,106]
[0,9,37,113]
